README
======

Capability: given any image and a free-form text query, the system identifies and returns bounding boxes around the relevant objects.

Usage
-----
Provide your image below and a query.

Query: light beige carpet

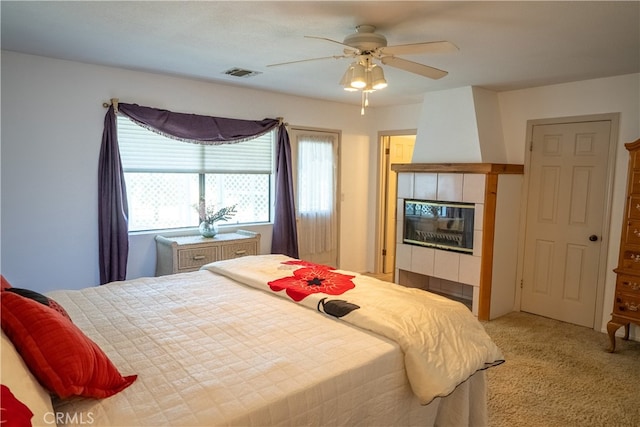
[482,312,640,427]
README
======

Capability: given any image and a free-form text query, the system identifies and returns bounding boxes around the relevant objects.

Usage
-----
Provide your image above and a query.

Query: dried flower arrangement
[195,199,237,224]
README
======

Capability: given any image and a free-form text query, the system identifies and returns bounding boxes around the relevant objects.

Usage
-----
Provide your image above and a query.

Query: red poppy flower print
[268,266,356,302]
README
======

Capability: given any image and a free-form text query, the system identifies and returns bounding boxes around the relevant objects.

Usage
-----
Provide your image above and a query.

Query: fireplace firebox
[403,199,475,254]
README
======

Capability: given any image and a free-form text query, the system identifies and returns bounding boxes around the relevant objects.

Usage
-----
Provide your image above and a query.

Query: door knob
[589,235,598,242]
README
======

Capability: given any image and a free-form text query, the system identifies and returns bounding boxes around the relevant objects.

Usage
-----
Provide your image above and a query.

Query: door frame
[374,129,417,275]
[514,113,620,330]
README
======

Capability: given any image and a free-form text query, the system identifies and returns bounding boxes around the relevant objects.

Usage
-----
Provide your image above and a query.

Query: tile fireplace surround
[391,163,524,320]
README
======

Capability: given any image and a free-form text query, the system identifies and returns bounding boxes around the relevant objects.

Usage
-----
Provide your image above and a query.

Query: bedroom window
[117,115,273,232]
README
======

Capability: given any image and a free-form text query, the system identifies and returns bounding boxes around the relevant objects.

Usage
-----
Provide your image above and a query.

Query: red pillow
[1,384,34,427]
[0,292,137,399]
[1,275,12,290]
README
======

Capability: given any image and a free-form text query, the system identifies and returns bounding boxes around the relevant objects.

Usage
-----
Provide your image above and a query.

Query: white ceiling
[2,1,639,107]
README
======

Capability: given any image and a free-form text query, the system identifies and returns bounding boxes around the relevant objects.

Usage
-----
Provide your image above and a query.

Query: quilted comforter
[45,255,501,426]
[203,254,504,405]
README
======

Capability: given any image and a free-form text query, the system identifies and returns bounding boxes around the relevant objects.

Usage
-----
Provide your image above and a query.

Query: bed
[1,254,503,426]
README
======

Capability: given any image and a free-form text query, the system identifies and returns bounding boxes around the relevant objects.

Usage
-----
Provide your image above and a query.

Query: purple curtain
[98,106,129,284]
[271,124,299,258]
[98,103,299,284]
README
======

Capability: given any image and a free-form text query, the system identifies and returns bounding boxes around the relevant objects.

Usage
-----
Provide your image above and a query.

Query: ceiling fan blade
[380,56,448,79]
[267,55,348,67]
[304,35,359,51]
[379,41,458,56]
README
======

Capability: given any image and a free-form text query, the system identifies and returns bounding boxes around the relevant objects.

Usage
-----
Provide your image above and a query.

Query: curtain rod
[102,98,119,113]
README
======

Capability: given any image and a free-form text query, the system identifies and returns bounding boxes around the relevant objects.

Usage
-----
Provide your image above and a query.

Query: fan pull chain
[360,91,371,115]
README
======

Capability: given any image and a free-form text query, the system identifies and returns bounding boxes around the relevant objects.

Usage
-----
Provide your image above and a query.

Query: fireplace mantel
[393,163,524,320]
[391,163,524,175]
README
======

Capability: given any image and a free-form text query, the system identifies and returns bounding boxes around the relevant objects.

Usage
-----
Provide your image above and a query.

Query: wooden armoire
[608,137,640,352]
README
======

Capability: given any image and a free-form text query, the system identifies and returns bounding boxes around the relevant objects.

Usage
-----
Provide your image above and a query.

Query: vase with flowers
[195,199,237,238]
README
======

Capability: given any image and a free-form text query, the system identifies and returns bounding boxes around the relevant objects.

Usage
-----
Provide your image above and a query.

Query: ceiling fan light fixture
[340,64,359,91]
[350,62,367,89]
[362,68,375,93]
[370,65,387,90]
[338,59,388,115]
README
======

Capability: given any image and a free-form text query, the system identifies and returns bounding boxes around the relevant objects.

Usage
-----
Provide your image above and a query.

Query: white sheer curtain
[297,134,336,256]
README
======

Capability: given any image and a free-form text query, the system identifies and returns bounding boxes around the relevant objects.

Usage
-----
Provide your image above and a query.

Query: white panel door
[521,120,612,327]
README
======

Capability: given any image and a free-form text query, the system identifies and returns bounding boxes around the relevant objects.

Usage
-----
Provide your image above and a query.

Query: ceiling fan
[268,25,458,113]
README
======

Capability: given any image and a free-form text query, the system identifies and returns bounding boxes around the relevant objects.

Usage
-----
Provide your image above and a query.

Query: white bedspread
[47,269,488,426]
[204,254,504,405]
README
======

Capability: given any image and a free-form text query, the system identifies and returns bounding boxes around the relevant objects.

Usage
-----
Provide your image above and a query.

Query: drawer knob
[235,250,247,255]
[623,281,640,291]
[192,255,206,261]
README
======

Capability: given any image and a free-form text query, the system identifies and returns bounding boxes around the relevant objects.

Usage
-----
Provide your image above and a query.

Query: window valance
[116,103,280,144]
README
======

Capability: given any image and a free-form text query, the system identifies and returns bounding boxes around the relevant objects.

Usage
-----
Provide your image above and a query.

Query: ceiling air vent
[223,68,261,78]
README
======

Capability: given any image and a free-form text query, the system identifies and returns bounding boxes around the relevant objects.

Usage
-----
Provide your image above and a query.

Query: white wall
[1,50,385,292]
[412,86,509,164]
[473,87,507,163]
[413,86,483,163]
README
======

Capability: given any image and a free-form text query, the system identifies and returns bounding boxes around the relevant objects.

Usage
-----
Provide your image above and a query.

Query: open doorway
[375,130,416,278]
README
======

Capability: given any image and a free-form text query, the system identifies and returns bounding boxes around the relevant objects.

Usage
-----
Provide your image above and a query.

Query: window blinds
[117,115,274,174]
